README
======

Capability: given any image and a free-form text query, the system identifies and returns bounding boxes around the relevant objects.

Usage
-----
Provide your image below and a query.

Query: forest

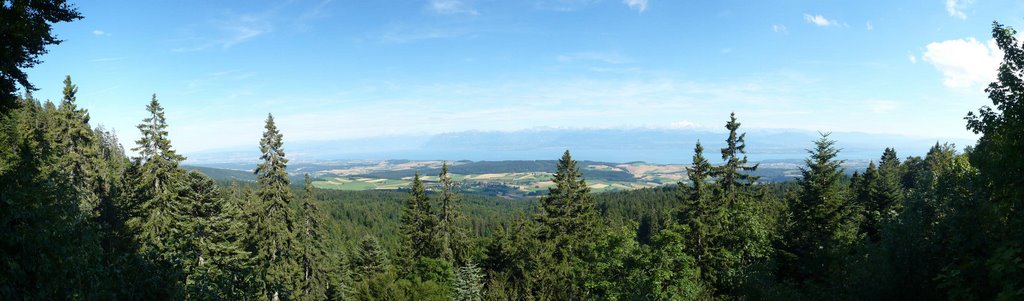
[3,1,1024,300]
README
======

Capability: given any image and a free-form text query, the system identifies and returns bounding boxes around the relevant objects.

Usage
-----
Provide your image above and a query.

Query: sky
[23,0,1024,155]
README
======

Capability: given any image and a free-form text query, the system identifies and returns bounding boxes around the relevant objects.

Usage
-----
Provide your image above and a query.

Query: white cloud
[908,54,917,63]
[946,0,972,20]
[923,37,1003,89]
[92,29,110,36]
[622,0,647,12]
[670,120,699,129]
[803,14,846,27]
[772,24,788,34]
[866,21,873,31]
[429,0,479,15]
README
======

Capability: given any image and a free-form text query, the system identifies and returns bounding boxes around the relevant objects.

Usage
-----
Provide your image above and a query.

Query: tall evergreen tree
[296,174,330,301]
[129,94,188,297]
[715,112,759,200]
[252,113,300,301]
[676,141,725,286]
[400,173,438,265]
[782,133,860,294]
[537,150,598,247]
[49,75,101,216]
[436,162,466,263]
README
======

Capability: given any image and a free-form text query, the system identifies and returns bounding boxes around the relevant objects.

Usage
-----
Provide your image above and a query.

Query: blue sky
[24,0,1024,154]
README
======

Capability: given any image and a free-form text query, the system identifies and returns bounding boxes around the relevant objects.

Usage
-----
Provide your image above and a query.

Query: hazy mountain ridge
[185,128,975,164]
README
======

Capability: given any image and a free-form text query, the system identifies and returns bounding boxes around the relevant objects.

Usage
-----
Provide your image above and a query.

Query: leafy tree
[252,113,300,300]
[0,0,82,113]
[963,21,1024,300]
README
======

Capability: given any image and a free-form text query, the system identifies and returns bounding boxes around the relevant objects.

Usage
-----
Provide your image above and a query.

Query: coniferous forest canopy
[3,1,1024,300]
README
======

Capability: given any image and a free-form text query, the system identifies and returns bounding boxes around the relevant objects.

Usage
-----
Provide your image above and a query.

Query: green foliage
[964,21,1024,300]
[251,113,301,300]
[0,0,82,112]
[177,171,253,300]
[296,174,331,300]
[780,133,861,296]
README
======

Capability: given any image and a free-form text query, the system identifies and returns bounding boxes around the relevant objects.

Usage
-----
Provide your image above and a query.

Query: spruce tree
[715,112,759,200]
[676,141,726,288]
[296,174,330,301]
[537,150,598,246]
[177,171,252,300]
[49,75,101,216]
[783,133,860,291]
[436,162,465,263]
[453,262,485,301]
[252,113,300,301]
[129,94,187,297]
[354,235,390,280]
[400,173,438,266]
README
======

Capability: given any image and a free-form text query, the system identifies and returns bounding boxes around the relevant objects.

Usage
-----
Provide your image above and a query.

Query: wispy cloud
[866,21,873,31]
[557,51,632,64]
[92,29,111,36]
[908,54,917,63]
[429,0,479,15]
[946,0,972,20]
[376,26,468,43]
[772,24,788,34]
[533,0,599,12]
[622,0,648,13]
[803,14,845,27]
[172,11,275,52]
[922,37,1002,89]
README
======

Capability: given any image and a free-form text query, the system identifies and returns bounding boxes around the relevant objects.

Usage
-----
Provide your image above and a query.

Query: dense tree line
[3,4,1024,299]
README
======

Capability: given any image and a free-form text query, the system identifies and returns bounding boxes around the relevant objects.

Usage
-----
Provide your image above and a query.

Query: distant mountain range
[184,128,975,164]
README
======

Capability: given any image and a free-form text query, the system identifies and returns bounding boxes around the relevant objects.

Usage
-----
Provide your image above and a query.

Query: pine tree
[252,113,300,301]
[296,174,330,301]
[453,262,485,301]
[354,235,389,279]
[129,94,188,297]
[48,75,101,216]
[400,173,438,266]
[537,150,598,247]
[178,171,252,300]
[676,141,726,288]
[783,133,860,291]
[436,162,466,263]
[715,112,759,200]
